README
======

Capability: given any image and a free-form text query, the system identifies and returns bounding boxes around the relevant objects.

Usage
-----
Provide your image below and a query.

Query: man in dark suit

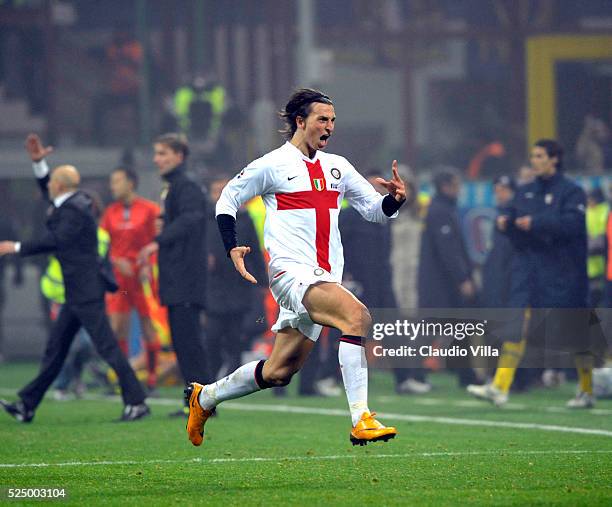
[418,168,476,309]
[0,134,148,423]
[139,133,208,415]
[481,175,516,308]
[417,167,478,386]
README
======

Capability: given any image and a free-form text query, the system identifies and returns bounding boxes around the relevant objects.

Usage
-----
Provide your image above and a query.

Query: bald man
[0,134,149,422]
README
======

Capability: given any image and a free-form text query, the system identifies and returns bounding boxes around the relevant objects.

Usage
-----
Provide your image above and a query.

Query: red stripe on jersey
[275,160,339,272]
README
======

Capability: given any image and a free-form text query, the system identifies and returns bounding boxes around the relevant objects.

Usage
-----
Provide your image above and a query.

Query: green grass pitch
[1,362,611,506]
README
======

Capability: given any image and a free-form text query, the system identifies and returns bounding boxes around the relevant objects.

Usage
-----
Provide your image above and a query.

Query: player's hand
[0,241,17,256]
[155,217,164,235]
[515,216,532,231]
[375,160,406,202]
[137,242,159,266]
[25,133,53,162]
[208,253,216,271]
[497,215,508,231]
[138,264,152,283]
[114,257,134,277]
[459,279,475,299]
[230,246,257,284]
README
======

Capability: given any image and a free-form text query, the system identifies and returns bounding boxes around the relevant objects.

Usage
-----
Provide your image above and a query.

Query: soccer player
[101,167,161,392]
[185,88,406,446]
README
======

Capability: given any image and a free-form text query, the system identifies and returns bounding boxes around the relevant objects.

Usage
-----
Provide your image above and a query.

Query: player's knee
[350,304,372,335]
[361,306,373,330]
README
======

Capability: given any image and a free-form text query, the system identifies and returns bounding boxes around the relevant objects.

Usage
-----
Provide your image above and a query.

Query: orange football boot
[350,412,397,446]
[184,382,213,446]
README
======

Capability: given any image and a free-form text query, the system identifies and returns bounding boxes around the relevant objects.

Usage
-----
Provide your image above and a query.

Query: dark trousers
[205,312,245,379]
[54,327,93,391]
[19,300,145,410]
[168,303,208,384]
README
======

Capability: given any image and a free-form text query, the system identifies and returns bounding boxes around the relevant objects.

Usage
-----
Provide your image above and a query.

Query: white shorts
[269,264,337,342]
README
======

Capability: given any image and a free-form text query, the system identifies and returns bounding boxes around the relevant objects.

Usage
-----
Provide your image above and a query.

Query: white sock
[339,340,369,426]
[198,360,261,410]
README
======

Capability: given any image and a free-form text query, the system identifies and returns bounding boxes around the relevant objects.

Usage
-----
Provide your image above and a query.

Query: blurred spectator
[92,29,143,145]
[418,168,476,309]
[468,139,604,408]
[575,115,612,173]
[516,163,535,186]
[139,133,209,416]
[0,214,23,363]
[466,141,506,180]
[390,166,425,310]
[586,187,609,307]
[388,167,432,394]
[481,175,516,308]
[174,75,226,147]
[205,176,266,379]
[418,167,478,387]
[481,175,537,392]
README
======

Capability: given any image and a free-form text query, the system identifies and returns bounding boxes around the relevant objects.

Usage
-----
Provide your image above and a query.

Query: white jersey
[216,142,396,282]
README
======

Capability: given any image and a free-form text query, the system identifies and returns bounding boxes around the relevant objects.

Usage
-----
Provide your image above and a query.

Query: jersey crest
[312,178,325,191]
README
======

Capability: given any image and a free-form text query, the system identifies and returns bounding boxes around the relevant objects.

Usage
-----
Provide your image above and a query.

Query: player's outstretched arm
[375,160,406,202]
[229,246,257,284]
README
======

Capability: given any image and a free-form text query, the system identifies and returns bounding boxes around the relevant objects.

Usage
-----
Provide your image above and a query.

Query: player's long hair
[279,88,333,140]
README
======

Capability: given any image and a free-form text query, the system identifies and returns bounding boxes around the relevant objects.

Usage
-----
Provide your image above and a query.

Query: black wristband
[216,214,238,256]
[382,193,405,217]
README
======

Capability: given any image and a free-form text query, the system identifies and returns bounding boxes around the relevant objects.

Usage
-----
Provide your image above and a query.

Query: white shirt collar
[284,141,318,163]
[53,191,76,208]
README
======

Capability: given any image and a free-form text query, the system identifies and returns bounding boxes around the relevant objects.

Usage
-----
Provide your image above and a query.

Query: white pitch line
[1,389,611,437]
[1,449,612,469]
[376,395,612,415]
[219,402,612,437]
